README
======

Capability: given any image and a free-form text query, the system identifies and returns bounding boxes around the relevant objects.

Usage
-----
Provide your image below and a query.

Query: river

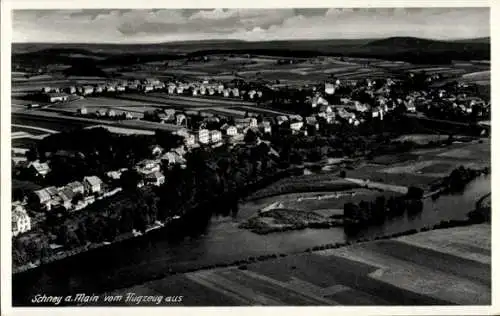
[12,174,490,305]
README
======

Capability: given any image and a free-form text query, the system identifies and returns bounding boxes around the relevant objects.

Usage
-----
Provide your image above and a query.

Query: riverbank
[90,220,489,307]
[12,166,303,275]
[134,223,488,306]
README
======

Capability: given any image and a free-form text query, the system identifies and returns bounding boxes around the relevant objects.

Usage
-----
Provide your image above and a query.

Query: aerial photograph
[10,7,491,307]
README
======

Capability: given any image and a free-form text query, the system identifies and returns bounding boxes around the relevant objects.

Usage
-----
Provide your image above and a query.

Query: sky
[13,8,490,43]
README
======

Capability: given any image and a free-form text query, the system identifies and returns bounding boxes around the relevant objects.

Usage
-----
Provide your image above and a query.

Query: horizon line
[11,35,491,45]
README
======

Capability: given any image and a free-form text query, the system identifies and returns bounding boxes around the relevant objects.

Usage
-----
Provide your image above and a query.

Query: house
[96,110,106,117]
[276,115,289,126]
[217,85,225,94]
[232,88,240,97]
[94,85,104,93]
[234,117,258,130]
[197,129,210,144]
[312,95,329,108]
[355,103,369,113]
[158,113,169,123]
[116,85,126,92]
[154,83,165,90]
[220,124,237,136]
[42,87,52,93]
[176,86,184,94]
[127,83,139,91]
[145,171,165,187]
[167,85,176,94]
[83,176,103,194]
[223,89,230,97]
[290,121,304,132]
[143,85,154,93]
[106,170,122,180]
[46,93,69,103]
[305,116,319,130]
[33,186,58,209]
[136,159,160,174]
[162,151,184,165]
[319,105,333,113]
[210,130,222,144]
[12,205,31,237]
[176,114,187,126]
[65,86,77,94]
[66,181,84,194]
[106,109,116,117]
[192,88,199,96]
[248,90,257,99]
[58,188,75,210]
[106,85,116,92]
[125,112,134,119]
[150,145,163,156]
[208,88,215,95]
[259,121,272,134]
[78,107,87,115]
[82,85,94,95]
[176,129,196,147]
[29,160,50,178]
[405,101,416,112]
[325,83,335,95]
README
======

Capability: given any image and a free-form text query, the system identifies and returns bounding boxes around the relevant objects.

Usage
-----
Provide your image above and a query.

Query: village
[12,67,491,242]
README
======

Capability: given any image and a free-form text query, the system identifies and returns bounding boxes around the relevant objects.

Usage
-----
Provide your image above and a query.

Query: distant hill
[452,37,490,44]
[12,36,490,69]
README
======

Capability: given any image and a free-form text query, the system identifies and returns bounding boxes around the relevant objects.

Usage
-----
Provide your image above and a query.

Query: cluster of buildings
[77,107,136,120]
[31,176,105,212]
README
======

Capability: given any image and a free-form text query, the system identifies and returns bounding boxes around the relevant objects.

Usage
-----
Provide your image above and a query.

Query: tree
[120,169,141,192]
[244,129,258,144]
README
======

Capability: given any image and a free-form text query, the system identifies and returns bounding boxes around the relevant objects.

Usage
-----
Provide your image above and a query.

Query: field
[247,175,361,200]
[348,140,490,188]
[106,224,490,305]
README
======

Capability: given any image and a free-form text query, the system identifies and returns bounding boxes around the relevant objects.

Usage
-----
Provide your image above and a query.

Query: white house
[290,121,304,132]
[83,176,103,194]
[259,121,272,134]
[47,93,69,103]
[325,83,335,95]
[210,130,222,144]
[143,85,154,93]
[220,124,238,136]
[197,129,210,144]
[82,86,94,95]
[78,107,88,115]
[12,205,31,237]
[94,85,104,93]
[176,114,187,126]
[29,161,50,178]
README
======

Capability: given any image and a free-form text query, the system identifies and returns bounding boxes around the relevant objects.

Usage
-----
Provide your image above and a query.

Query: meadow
[106,224,490,306]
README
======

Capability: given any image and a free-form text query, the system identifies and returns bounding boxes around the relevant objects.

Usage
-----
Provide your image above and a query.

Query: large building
[46,93,69,103]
